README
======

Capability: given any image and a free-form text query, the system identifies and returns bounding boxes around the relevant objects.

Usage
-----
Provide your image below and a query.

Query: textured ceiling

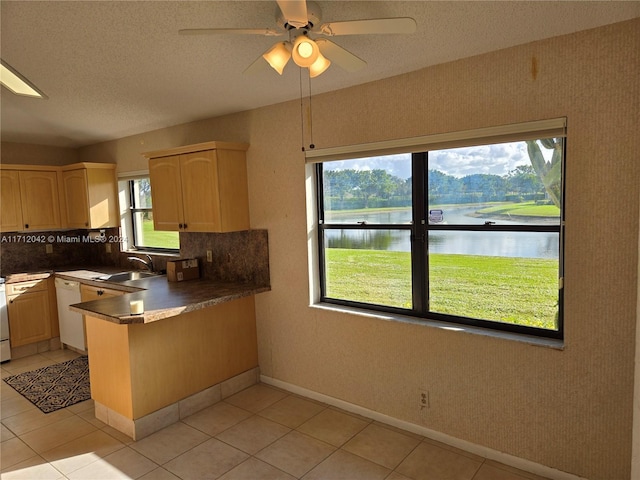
[1,1,639,148]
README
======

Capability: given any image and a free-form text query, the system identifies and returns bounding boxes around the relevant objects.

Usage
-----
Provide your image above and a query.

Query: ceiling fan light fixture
[292,34,319,67]
[309,52,330,78]
[262,41,292,75]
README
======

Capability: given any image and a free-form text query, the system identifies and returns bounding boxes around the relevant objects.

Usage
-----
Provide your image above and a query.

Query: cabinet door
[216,148,250,232]
[0,170,24,232]
[63,167,119,229]
[47,277,60,338]
[7,290,52,347]
[62,169,90,228]
[180,150,221,232]
[86,168,119,228]
[19,170,62,230]
[80,284,125,301]
[149,156,183,231]
[79,284,124,351]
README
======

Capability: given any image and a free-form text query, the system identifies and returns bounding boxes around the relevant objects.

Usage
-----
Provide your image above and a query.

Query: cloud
[322,141,554,179]
[324,153,412,179]
[429,141,552,178]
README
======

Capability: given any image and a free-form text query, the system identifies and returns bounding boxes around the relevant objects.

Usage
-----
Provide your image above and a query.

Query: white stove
[0,280,10,363]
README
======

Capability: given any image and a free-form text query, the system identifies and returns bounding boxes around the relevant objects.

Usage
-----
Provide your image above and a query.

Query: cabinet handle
[183,223,187,229]
[97,290,104,296]
[179,223,184,229]
[24,223,29,229]
[85,221,89,227]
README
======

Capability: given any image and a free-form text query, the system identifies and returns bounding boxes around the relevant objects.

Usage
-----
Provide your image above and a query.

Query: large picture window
[316,129,564,338]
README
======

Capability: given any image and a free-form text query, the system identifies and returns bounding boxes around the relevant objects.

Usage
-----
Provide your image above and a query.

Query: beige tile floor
[1,352,553,480]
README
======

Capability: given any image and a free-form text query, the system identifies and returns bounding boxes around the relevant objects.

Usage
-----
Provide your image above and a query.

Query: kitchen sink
[95,271,158,282]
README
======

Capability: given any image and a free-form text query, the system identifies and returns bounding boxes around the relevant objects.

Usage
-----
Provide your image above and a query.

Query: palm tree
[526,138,562,207]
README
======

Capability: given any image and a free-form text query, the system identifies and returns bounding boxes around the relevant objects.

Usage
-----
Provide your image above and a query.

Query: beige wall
[0,142,78,165]
[74,18,639,479]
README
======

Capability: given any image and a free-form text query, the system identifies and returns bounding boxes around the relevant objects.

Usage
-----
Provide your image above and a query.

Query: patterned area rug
[3,356,90,413]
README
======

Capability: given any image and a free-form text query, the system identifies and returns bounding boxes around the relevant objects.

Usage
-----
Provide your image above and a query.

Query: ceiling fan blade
[315,38,366,72]
[179,28,283,37]
[319,18,416,36]
[243,55,271,75]
[276,0,308,28]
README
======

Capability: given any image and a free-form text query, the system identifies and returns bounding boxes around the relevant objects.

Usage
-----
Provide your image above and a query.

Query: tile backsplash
[179,230,270,286]
[0,228,120,275]
[0,228,270,288]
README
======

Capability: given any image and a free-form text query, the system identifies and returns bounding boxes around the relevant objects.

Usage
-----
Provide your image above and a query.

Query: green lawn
[476,201,560,217]
[326,201,559,218]
[326,249,412,308]
[141,220,180,249]
[327,206,411,216]
[325,248,558,330]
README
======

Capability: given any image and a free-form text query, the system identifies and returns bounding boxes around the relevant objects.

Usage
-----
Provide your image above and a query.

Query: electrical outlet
[419,389,429,410]
[206,250,213,263]
[105,243,112,253]
[45,244,53,254]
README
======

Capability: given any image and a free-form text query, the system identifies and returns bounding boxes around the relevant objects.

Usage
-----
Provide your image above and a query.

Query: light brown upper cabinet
[0,163,118,232]
[144,142,250,233]
[1,169,24,232]
[61,163,119,229]
[20,169,62,230]
[0,165,63,232]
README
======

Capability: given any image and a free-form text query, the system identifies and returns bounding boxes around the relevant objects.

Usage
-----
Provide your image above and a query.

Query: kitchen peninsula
[69,273,269,440]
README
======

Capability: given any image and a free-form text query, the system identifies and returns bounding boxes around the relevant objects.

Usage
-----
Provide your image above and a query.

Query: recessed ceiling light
[0,60,47,99]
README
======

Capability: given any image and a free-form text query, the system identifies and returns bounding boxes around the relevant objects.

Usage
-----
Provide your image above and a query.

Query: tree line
[324,164,549,210]
[428,164,547,205]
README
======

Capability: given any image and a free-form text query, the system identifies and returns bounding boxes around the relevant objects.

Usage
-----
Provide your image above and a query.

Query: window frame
[120,176,179,254]
[313,123,565,340]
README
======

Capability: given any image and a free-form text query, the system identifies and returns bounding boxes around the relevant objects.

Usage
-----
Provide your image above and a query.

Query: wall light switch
[46,244,53,254]
[206,250,213,263]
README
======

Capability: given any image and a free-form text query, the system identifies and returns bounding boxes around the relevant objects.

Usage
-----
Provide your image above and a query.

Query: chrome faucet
[128,254,154,272]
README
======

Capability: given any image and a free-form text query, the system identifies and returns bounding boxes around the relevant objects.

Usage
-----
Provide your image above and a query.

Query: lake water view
[325,206,560,259]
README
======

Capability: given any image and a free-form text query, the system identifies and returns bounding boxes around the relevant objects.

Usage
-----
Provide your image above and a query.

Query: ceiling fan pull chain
[299,67,306,152]
[307,73,314,150]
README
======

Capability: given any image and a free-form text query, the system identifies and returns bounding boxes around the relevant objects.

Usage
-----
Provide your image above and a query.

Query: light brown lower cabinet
[79,284,125,349]
[6,278,58,347]
[80,284,125,301]
[85,295,258,421]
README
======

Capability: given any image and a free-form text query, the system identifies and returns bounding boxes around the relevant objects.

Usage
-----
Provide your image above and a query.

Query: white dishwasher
[54,278,85,352]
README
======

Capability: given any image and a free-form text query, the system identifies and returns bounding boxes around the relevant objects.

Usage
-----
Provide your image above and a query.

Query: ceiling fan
[179,0,417,78]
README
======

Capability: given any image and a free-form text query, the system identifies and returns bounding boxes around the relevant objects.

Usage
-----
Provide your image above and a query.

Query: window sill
[310,302,565,350]
[122,249,181,258]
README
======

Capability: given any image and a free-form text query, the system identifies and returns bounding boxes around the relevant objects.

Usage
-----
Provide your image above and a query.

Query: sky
[324,141,555,180]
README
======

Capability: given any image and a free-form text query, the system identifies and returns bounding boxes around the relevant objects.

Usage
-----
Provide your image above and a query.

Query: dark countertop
[4,271,56,283]
[56,269,143,293]
[69,275,270,325]
[5,267,270,325]
[5,267,123,285]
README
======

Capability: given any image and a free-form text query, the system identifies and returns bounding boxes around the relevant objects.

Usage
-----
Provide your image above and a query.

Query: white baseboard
[260,374,587,480]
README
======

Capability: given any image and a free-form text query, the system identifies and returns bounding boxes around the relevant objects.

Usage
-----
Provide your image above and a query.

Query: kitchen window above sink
[119,176,179,253]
